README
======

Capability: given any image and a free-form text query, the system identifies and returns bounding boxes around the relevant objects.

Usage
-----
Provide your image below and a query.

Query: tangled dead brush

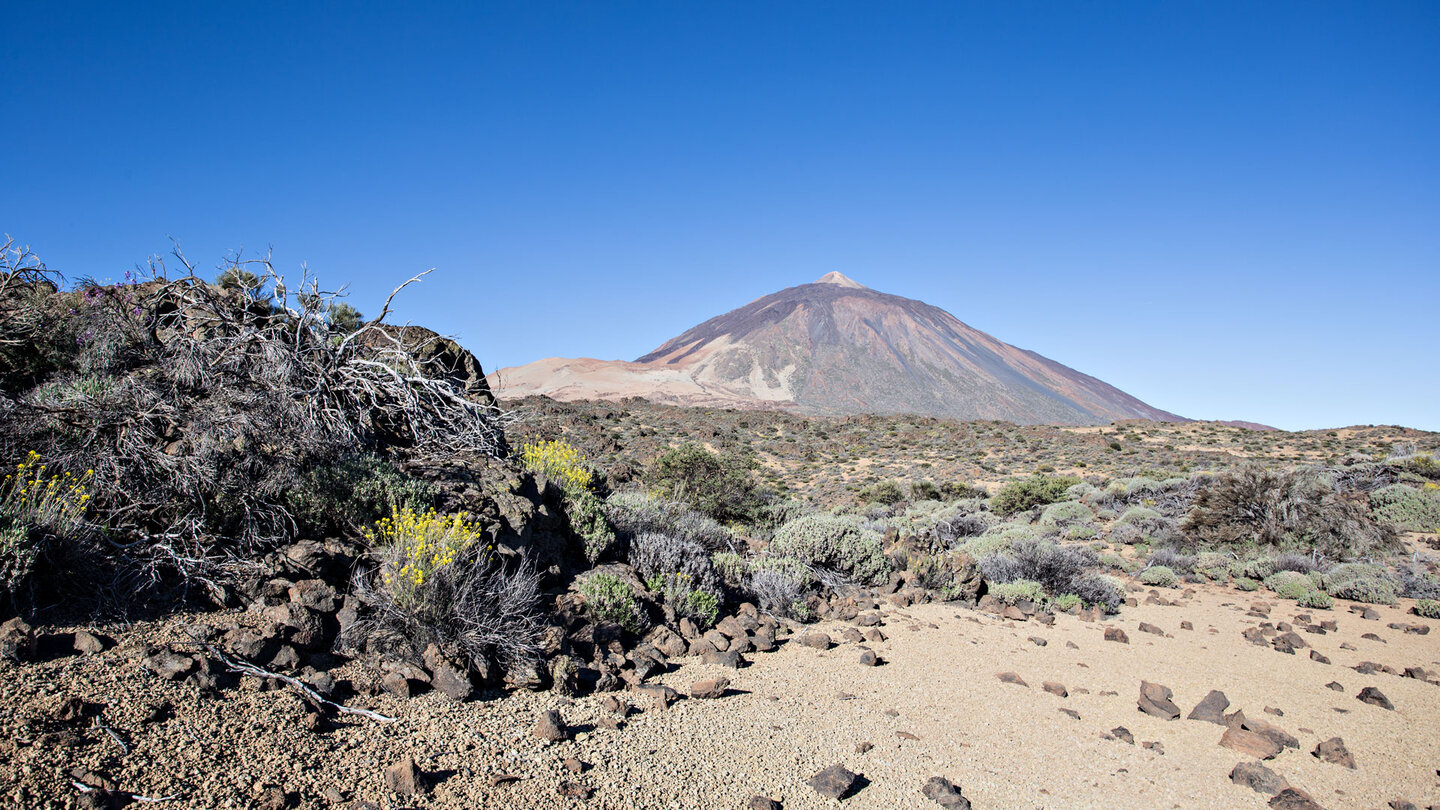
[0,241,511,610]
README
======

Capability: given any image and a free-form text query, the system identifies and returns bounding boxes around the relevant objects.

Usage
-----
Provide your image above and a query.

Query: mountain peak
[814,271,867,289]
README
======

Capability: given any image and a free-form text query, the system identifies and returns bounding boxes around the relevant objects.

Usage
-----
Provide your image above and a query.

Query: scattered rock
[807,764,861,800]
[558,781,593,799]
[1230,761,1289,795]
[1138,622,1164,635]
[0,617,36,662]
[1309,650,1330,664]
[856,741,873,753]
[1220,727,1283,760]
[1312,737,1355,768]
[1268,787,1326,809]
[690,676,730,699]
[1042,681,1068,698]
[1059,708,1080,720]
[1357,686,1394,710]
[921,775,971,810]
[1142,740,1165,754]
[383,757,422,796]
[1110,726,1134,744]
[1325,681,1344,692]
[997,672,1028,687]
[533,709,569,742]
[1137,681,1181,720]
[858,648,878,666]
[143,649,197,681]
[1187,690,1230,724]
[800,631,832,650]
[1104,627,1129,644]
[748,796,782,810]
[72,630,108,656]
[422,645,474,702]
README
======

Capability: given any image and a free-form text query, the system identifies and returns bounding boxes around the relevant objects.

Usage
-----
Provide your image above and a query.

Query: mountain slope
[490,273,1183,425]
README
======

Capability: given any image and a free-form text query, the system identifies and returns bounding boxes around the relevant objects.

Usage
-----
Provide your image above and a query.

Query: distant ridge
[491,274,1185,426]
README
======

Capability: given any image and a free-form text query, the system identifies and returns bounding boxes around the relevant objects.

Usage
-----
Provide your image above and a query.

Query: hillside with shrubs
[2,240,1439,807]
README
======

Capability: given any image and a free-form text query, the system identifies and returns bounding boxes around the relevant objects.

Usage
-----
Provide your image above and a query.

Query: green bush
[579,572,649,634]
[289,454,438,536]
[910,481,942,502]
[1050,593,1082,612]
[858,480,906,505]
[962,522,1039,558]
[646,572,720,628]
[1264,570,1315,600]
[647,443,766,523]
[768,515,889,585]
[988,579,1046,606]
[1370,484,1440,532]
[1230,557,1276,580]
[1298,591,1334,609]
[568,488,618,564]
[1234,577,1261,591]
[1414,599,1440,619]
[1139,565,1178,588]
[1323,563,1399,605]
[1038,501,1094,532]
[710,551,750,587]
[521,439,617,563]
[991,475,1081,517]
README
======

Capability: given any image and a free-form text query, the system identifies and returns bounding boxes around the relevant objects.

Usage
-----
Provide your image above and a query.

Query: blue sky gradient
[3,2,1437,430]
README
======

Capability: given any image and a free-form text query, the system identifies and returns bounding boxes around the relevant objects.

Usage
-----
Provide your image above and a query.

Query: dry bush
[1182,466,1398,560]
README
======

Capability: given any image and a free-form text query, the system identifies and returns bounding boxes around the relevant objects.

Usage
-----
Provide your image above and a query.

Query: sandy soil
[3,585,1437,809]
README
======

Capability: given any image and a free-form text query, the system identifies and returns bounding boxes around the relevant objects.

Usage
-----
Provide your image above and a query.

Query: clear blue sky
[3,2,1436,431]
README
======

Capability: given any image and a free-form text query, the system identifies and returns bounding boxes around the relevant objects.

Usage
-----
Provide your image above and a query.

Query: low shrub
[579,572,649,634]
[1116,506,1173,537]
[349,508,543,676]
[1270,551,1326,575]
[1234,577,1261,591]
[963,522,1039,558]
[628,532,721,593]
[988,579,1046,606]
[645,572,720,628]
[747,562,812,620]
[1414,599,1440,619]
[521,439,616,563]
[1148,547,1197,575]
[1139,565,1178,588]
[710,551,750,587]
[1050,593,1082,612]
[1070,573,1125,612]
[768,514,890,585]
[1038,501,1094,532]
[605,492,736,553]
[1297,590,1334,609]
[991,475,1081,517]
[1107,523,1144,546]
[1230,557,1276,580]
[289,454,438,537]
[940,481,990,501]
[976,539,1098,596]
[1323,563,1400,605]
[1264,570,1316,600]
[646,443,766,523]
[1397,567,1440,600]
[1370,484,1440,532]
[858,480,906,505]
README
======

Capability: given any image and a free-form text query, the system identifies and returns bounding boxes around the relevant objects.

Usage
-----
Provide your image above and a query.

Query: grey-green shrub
[1370,484,1440,532]
[988,579,1046,606]
[1139,565,1178,587]
[1414,599,1440,619]
[605,492,736,552]
[579,572,649,634]
[1264,570,1315,600]
[991,474,1081,516]
[1071,573,1126,612]
[1322,563,1400,605]
[1230,557,1276,580]
[768,515,889,584]
[1298,590,1334,609]
[1038,501,1094,532]
[1234,577,1261,591]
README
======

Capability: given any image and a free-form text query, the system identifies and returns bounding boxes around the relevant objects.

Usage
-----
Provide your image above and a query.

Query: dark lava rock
[1187,690,1230,724]
[1312,737,1355,768]
[1268,787,1326,809]
[807,765,861,800]
[1230,761,1289,795]
[533,709,569,742]
[1138,681,1181,720]
[921,776,971,810]
[384,757,422,796]
[1357,686,1394,710]
[690,676,730,699]
[1104,627,1129,644]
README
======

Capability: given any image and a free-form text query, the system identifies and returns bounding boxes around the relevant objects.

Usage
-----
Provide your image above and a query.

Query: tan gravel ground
[3,584,1438,809]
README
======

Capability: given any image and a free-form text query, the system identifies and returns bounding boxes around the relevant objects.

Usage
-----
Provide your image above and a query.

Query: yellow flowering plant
[0,451,93,536]
[365,506,490,607]
[519,439,593,495]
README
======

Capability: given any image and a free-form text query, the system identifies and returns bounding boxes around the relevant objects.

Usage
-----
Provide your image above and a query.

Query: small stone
[856,741,873,753]
[1142,740,1165,754]
[1042,681,1068,698]
[380,672,412,699]
[1138,622,1164,635]
[1187,690,1230,724]
[1230,761,1289,795]
[1357,686,1394,710]
[1312,737,1355,768]
[383,757,422,796]
[487,774,521,786]
[1268,787,1325,810]
[800,631,832,650]
[562,758,586,774]
[921,775,971,810]
[1180,621,1194,630]
[690,676,730,699]
[748,796,782,810]
[807,765,861,800]
[1104,627,1129,643]
[533,709,569,742]
[858,648,878,666]
[1325,681,1344,692]
[557,781,593,799]
[143,649,196,681]
[1138,681,1180,720]
[73,631,107,656]
[1388,799,1420,810]
[1028,636,1047,646]
[1110,726,1134,744]
[0,617,36,662]
[422,645,474,702]
[1309,650,1330,664]
[997,671,1028,687]
[1059,708,1080,720]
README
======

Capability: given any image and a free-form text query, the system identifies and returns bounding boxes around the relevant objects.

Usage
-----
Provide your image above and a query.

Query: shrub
[1050,593,1082,612]
[977,539,1098,596]
[1107,523,1144,546]
[348,513,542,677]
[1271,551,1325,575]
[605,492,736,553]
[1116,506,1172,537]
[747,560,813,620]
[1397,567,1440,600]
[1183,466,1398,559]
[1230,557,1276,580]
[522,440,616,563]
[646,572,721,628]
[1099,552,1136,573]
[858,480,906,505]
[768,515,890,585]
[1298,591,1334,609]
[1139,565,1178,588]
[910,480,942,502]
[1323,563,1400,605]
[1413,599,1440,619]
[1148,547,1197,575]
[1071,573,1125,612]
[963,522,1039,558]
[991,475,1081,517]
[940,481,989,501]
[630,532,721,591]
[1194,551,1232,580]
[1370,484,1440,532]
[1038,501,1094,532]
[579,572,649,634]
[1,450,96,610]
[647,443,765,523]
[710,551,750,587]
[1234,577,1261,591]
[288,454,437,537]
[1264,570,1315,600]
[988,579,1046,606]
